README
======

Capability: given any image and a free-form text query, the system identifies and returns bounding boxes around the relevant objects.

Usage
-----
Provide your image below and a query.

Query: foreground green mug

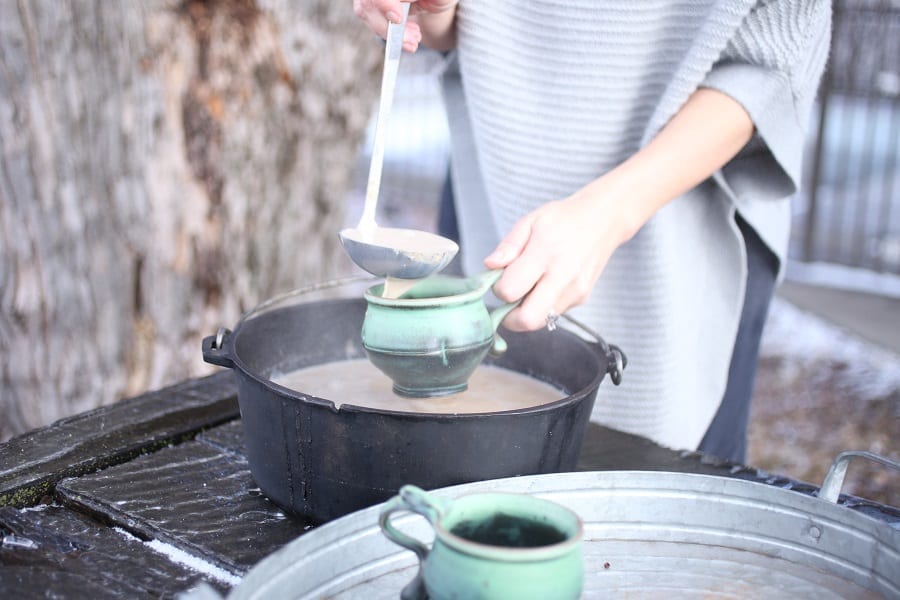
[379,485,584,600]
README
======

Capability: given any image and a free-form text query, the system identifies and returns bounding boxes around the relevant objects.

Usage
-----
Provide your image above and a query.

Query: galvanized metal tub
[220,459,899,598]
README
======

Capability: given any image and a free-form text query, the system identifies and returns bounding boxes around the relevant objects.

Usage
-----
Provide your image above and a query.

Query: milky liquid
[270,359,565,414]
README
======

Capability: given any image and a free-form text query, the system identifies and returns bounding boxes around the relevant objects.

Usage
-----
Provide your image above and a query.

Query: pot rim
[206,276,612,418]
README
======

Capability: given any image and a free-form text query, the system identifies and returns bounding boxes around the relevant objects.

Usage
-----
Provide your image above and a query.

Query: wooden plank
[197,419,247,457]
[0,504,228,598]
[0,373,238,508]
[56,437,310,575]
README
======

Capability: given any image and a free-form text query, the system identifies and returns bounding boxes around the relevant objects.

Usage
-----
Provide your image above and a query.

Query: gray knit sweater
[440,1,831,450]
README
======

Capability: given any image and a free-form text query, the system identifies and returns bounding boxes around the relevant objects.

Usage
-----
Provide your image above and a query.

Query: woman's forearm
[603,87,755,241]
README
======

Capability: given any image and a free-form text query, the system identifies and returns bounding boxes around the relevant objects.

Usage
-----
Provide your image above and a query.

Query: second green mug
[379,485,584,600]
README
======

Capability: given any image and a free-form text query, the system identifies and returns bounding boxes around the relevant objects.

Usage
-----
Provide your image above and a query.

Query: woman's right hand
[353,0,459,52]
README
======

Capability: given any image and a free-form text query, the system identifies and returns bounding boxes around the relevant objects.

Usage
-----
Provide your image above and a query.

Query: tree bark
[0,0,379,441]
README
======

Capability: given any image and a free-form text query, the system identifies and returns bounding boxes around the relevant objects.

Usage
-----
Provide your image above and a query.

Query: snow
[761,297,900,400]
[112,527,242,587]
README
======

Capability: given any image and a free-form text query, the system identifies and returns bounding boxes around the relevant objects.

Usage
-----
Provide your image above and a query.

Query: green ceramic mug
[361,269,519,397]
[379,485,584,600]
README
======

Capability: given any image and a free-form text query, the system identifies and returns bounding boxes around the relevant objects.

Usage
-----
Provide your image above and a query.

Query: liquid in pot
[271,359,564,414]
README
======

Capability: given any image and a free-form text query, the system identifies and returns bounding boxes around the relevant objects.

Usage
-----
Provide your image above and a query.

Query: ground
[748,298,899,506]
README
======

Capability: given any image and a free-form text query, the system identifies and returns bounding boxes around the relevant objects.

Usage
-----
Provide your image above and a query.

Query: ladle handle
[359,2,410,232]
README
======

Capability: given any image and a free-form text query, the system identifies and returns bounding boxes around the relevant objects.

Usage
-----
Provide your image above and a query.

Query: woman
[353,0,831,462]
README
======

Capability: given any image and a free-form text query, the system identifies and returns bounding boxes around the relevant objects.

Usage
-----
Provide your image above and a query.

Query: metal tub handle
[819,450,900,504]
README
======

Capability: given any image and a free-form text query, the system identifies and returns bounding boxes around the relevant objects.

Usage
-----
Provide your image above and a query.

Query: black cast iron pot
[202,288,625,523]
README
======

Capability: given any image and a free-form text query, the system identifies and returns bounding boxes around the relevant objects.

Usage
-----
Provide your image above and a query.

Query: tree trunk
[0,0,380,441]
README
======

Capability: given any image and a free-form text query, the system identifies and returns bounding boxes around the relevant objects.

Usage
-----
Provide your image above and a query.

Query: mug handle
[379,485,450,600]
[379,485,447,558]
[488,299,521,356]
[472,269,521,357]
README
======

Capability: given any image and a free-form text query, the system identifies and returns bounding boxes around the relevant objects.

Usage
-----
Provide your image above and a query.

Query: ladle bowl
[362,270,516,397]
[339,227,459,280]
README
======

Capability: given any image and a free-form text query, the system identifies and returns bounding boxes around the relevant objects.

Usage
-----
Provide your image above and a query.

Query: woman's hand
[353,0,459,52]
[485,87,756,332]
[485,175,639,332]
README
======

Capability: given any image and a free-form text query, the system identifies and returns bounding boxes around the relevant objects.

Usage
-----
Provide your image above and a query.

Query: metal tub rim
[224,470,900,599]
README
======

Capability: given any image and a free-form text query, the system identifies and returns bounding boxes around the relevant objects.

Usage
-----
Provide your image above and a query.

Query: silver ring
[546,310,559,332]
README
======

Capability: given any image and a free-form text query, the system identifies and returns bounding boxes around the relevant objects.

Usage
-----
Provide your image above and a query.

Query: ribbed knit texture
[441,1,830,450]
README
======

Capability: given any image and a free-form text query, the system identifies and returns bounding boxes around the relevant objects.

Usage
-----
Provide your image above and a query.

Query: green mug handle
[379,485,451,600]
[379,485,448,557]
[472,269,521,357]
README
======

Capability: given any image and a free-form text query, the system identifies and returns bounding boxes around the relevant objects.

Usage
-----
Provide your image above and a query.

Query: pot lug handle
[558,314,627,386]
[606,344,626,386]
[202,327,235,369]
[819,450,900,504]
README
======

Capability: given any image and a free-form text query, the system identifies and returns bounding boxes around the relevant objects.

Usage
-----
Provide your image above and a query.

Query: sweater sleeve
[701,0,832,200]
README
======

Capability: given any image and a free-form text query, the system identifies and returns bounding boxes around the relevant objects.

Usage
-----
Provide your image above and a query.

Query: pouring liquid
[271,359,564,414]
[340,227,459,299]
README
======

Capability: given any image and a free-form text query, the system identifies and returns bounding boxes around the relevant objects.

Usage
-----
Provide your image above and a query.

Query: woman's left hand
[484,174,638,331]
[484,88,757,332]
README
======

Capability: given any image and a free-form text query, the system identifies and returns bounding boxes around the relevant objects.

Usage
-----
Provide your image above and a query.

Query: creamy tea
[271,359,564,414]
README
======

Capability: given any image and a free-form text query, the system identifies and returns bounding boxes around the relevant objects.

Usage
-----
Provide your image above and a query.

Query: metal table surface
[1,372,898,598]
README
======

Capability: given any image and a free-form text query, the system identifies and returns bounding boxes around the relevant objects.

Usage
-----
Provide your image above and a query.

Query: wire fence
[793,0,900,277]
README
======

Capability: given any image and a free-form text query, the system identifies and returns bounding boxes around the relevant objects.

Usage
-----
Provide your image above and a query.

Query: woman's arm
[353,0,458,52]
[486,87,755,331]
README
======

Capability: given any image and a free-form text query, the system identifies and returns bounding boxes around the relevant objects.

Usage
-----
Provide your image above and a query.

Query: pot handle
[477,269,625,377]
[818,450,900,504]
[559,314,627,386]
[202,327,235,369]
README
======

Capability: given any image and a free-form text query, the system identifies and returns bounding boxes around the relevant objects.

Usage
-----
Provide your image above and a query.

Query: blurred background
[1,1,897,503]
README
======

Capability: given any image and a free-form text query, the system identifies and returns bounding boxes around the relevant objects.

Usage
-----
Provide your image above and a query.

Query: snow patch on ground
[761,297,900,400]
[112,527,242,587]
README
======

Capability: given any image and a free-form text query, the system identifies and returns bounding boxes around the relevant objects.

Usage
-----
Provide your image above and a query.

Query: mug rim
[364,276,487,308]
[434,493,584,562]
